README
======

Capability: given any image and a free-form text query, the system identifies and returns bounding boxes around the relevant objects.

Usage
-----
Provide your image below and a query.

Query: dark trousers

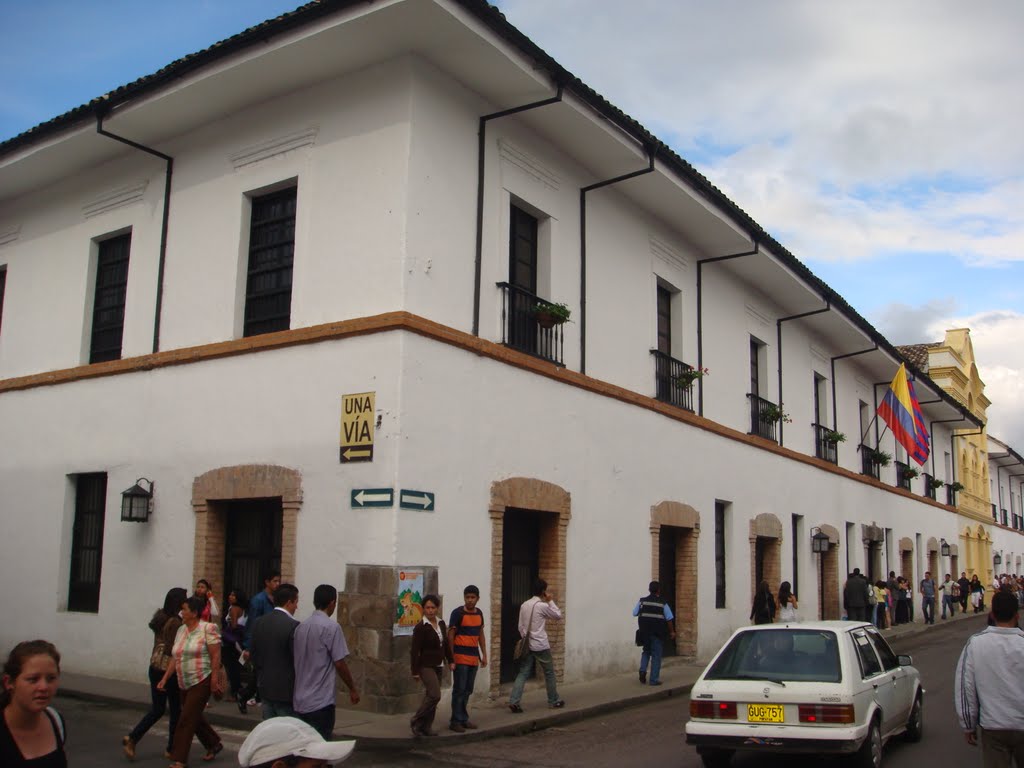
[980,727,1024,768]
[170,676,220,763]
[450,664,478,725]
[129,666,180,752]
[410,666,442,734]
[847,606,867,621]
[298,705,335,740]
[922,597,935,624]
[222,642,243,698]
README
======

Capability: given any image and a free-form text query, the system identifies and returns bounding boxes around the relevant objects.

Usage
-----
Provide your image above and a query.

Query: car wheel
[699,749,733,768]
[904,694,924,742]
[850,718,882,768]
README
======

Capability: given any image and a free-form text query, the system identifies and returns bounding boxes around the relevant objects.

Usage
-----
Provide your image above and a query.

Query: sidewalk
[58,610,983,749]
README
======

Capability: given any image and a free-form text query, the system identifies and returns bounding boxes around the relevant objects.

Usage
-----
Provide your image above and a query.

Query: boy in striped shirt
[447,585,487,732]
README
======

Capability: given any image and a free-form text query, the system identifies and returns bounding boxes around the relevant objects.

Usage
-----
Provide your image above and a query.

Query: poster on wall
[394,569,424,636]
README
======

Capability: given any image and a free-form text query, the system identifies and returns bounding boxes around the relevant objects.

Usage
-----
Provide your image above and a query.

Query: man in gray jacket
[954,589,1024,766]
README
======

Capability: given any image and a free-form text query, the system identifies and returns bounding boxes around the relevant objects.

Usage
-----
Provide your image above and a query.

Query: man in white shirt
[954,589,1024,766]
[508,578,564,713]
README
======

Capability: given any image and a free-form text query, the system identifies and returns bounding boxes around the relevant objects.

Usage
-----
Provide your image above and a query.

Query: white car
[685,621,923,768]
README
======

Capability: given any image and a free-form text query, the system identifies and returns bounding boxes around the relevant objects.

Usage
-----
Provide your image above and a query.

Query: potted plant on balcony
[822,430,846,444]
[929,477,945,491]
[760,403,792,424]
[532,301,571,329]
[949,481,965,493]
[674,367,709,391]
[868,449,892,467]
[902,465,920,480]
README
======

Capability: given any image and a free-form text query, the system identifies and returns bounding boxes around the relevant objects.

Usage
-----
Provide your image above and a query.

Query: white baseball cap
[238,717,356,766]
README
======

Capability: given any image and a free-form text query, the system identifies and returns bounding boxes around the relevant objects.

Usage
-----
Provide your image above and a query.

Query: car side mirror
[897,654,913,667]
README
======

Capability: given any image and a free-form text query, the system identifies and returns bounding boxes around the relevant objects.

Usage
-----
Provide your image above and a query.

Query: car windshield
[704,629,841,683]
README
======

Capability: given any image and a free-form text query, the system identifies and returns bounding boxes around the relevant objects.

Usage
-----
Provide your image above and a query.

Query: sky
[1,1,1022,449]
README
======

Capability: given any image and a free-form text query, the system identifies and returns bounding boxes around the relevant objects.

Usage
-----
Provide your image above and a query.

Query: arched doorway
[899,537,914,582]
[192,465,302,603]
[650,501,699,658]
[489,478,570,690]
[926,537,939,580]
[750,513,783,600]
[862,524,884,583]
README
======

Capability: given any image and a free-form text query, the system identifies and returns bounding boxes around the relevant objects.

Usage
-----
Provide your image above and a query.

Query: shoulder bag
[513,600,538,660]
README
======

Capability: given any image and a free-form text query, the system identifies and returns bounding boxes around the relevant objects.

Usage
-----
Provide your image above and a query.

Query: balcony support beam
[776,302,830,445]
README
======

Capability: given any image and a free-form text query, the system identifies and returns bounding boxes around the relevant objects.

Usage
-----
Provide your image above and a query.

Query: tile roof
[895,343,940,372]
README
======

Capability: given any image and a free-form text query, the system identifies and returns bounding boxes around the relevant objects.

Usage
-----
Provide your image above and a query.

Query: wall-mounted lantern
[994,552,1003,566]
[940,539,950,557]
[121,478,154,522]
[811,527,831,554]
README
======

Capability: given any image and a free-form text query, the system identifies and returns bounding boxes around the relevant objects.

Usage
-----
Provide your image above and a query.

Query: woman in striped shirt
[158,596,224,767]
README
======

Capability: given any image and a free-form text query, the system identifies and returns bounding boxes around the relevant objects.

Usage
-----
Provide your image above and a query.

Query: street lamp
[994,552,1003,566]
[940,539,951,557]
[121,478,154,522]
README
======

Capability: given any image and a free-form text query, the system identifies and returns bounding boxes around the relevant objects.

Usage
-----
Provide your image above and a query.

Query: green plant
[822,430,846,444]
[869,449,892,466]
[674,367,709,389]
[760,403,792,424]
[902,466,920,480]
[532,301,571,327]
[929,477,945,490]
[949,481,965,493]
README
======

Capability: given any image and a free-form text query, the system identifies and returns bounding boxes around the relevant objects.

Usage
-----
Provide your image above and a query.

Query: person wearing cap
[237,716,355,767]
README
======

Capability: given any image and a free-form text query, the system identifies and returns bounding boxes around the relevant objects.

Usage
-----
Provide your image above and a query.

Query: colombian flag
[877,363,930,465]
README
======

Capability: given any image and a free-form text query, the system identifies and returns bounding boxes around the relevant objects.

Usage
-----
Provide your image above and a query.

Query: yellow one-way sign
[340,392,374,463]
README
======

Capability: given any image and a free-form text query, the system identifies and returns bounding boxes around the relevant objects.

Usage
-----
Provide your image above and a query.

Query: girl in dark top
[750,580,776,625]
[409,594,454,737]
[1,639,66,767]
[220,588,248,703]
[123,587,187,760]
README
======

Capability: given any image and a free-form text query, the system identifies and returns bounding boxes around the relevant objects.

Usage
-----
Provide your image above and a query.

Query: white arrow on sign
[400,491,434,510]
[342,447,372,461]
[354,490,392,506]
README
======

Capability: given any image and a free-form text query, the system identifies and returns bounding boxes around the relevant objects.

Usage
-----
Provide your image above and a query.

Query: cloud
[874,299,960,345]
[498,0,1024,268]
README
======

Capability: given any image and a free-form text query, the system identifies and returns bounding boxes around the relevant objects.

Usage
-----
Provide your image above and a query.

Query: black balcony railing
[496,282,565,366]
[813,424,838,464]
[946,484,957,505]
[860,445,880,479]
[747,394,779,442]
[1002,508,1009,526]
[894,461,912,491]
[923,474,936,500]
[992,503,998,522]
[650,350,695,412]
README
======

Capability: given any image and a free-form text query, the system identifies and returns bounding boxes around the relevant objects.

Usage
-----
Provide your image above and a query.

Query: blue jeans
[509,648,560,706]
[129,665,180,752]
[261,699,294,720]
[942,595,956,618]
[639,635,664,684]
[450,664,478,725]
[922,596,935,624]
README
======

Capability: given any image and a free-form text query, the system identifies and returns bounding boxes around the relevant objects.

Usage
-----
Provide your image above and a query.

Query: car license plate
[747,704,784,723]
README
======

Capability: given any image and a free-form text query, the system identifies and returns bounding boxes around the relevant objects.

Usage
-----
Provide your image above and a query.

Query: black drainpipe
[472,87,564,336]
[829,345,877,430]
[928,418,962,480]
[96,112,173,354]
[695,242,759,416]
[776,302,830,445]
[579,145,659,374]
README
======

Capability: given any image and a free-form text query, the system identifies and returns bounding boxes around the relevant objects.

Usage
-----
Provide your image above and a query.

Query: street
[59,616,986,767]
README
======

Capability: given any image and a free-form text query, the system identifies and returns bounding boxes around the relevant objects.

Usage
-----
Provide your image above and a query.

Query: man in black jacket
[632,581,676,686]
[958,572,972,614]
[250,583,300,720]
[843,568,869,622]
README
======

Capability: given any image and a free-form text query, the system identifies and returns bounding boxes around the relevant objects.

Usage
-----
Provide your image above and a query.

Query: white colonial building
[0,0,1010,710]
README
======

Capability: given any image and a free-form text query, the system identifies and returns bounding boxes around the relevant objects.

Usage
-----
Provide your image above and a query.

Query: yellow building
[899,329,993,582]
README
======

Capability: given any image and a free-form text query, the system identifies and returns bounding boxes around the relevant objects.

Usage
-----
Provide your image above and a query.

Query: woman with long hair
[1,640,66,766]
[193,579,220,625]
[158,596,224,767]
[409,594,453,737]
[750,580,776,625]
[123,586,187,761]
[777,581,798,622]
[220,588,248,705]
